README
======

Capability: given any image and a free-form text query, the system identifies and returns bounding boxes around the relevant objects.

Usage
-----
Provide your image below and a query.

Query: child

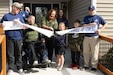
[55,22,66,71]
[23,15,50,68]
[68,20,84,70]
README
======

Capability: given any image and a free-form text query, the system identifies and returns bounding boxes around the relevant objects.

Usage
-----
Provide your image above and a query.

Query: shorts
[55,47,65,55]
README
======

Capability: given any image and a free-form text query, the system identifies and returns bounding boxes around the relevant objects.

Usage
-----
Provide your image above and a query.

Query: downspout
[91,0,97,8]
[91,0,97,13]
[9,0,13,12]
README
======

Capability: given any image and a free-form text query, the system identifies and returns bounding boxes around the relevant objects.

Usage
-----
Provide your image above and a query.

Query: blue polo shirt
[82,14,106,37]
[19,11,30,21]
[0,13,25,40]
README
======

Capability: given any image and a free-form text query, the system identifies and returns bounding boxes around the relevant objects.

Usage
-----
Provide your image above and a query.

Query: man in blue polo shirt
[82,5,107,71]
[0,2,25,75]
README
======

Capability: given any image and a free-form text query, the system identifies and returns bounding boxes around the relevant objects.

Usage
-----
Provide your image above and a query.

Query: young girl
[55,22,66,71]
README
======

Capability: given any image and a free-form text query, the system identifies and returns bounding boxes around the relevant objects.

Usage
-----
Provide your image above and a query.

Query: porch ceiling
[14,0,71,2]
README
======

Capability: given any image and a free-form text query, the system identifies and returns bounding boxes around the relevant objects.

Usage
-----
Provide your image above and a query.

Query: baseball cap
[88,5,95,10]
[12,2,22,9]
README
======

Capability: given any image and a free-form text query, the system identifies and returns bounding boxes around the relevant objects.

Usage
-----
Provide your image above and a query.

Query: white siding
[68,0,91,26]
[96,0,113,58]
[96,0,113,36]
[0,0,9,19]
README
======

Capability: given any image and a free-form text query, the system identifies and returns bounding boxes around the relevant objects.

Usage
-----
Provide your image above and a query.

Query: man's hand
[25,7,30,12]
[0,22,6,28]
[49,27,54,31]
[41,38,45,43]
[13,19,22,25]
[96,29,101,34]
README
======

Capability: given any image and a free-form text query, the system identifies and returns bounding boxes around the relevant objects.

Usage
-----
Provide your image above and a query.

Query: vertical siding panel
[68,0,91,26]
[96,0,113,36]
[0,0,9,19]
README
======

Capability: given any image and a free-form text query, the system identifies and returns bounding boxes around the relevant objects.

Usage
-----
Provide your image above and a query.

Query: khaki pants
[83,36,99,68]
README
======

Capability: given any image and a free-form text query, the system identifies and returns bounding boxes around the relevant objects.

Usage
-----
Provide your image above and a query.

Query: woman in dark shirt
[57,9,69,28]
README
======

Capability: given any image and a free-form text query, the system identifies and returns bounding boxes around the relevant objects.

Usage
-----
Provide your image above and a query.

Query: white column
[9,0,13,12]
[91,0,97,8]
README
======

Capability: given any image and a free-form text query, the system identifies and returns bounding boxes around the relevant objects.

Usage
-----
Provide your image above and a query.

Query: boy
[68,20,84,70]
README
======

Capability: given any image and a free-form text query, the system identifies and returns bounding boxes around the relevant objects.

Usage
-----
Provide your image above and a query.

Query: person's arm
[42,17,54,31]
[96,23,107,34]
[42,25,54,31]
[83,22,97,27]
[96,16,107,34]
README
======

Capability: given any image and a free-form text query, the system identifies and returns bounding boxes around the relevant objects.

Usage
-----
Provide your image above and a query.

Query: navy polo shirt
[82,14,106,37]
[0,13,25,40]
[19,11,29,21]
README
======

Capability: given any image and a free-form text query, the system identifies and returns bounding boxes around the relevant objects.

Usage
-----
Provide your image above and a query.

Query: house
[0,0,113,57]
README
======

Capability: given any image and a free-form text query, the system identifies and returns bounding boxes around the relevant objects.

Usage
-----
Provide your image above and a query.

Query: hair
[59,22,65,26]
[58,22,66,30]
[46,9,57,21]
[57,9,67,20]
[28,15,35,18]
[74,19,81,24]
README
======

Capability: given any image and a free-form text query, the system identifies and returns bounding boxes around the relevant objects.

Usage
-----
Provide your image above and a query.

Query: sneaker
[57,66,63,71]
[42,59,51,63]
[7,69,14,75]
[33,60,38,66]
[72,64,78,70]
[18,69,24,75]
[91,68,97,72]
[69,64,74,68]
[83,67,89,70]
[79,66,84,71]
[56,65,60,70]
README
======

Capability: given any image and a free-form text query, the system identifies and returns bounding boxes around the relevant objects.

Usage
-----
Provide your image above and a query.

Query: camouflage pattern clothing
[68,33,84,52]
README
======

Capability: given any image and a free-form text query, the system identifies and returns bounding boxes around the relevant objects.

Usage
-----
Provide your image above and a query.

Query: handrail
[99,34,113,44]
[99,34,113,75]
[0,35,6,75]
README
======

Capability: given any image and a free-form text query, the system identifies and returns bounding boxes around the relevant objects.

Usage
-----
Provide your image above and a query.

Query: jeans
[6,39,23,70]
[71,51,80,65]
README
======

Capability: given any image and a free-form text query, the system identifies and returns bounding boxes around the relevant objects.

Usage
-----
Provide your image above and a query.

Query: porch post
[9,0,13,12]
[91,0,97,8]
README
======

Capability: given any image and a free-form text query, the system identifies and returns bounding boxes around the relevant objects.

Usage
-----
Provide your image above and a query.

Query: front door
[32,4,51,27]
[32,4,59,27]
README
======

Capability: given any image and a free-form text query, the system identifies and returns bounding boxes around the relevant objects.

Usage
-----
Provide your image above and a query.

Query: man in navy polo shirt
[82,5,107,71]
[0,2,25,75]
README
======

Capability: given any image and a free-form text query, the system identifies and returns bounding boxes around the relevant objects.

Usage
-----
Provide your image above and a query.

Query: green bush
[100,47,113,72]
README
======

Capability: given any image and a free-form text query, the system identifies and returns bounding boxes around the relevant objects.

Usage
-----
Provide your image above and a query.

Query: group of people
[0,2,107,75]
